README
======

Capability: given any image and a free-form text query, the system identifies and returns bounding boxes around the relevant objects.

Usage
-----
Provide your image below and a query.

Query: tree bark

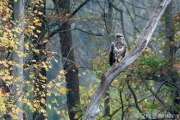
[83,0,172,119]
[13,0,24,119]
[52,0,80,119]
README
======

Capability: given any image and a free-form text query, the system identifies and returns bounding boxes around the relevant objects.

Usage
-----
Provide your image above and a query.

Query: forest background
[0,0,180,120]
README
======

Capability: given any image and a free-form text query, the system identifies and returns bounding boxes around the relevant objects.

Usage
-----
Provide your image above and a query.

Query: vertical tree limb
[52,0,80,119]
[13,0,24,119]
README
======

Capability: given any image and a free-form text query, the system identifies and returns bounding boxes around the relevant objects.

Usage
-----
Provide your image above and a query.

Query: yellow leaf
[52,98,57,104]
[34,10,38,13]
[33,64,38,69]
[57,75,62,80]
[41,98,45,104]
[35,22,42,26]
[43,40,48,44]
[42,61,48,71]
[38,11,43,15]
[28,25,35,30]
[24,43,29,50]
[47,81,53,88]
[8,61,13,65]
[46,50,51,55]
[57,111,61,115]
[36,30,41,33]
[59,70,66,74]
[16,51,24,57]
[25,81,30,85]
[65,14,70,17]
[33,49,39,54]
[39,73,47,80]
[74,114,79,119]
[33,18,40,23]
[59,88,68,94]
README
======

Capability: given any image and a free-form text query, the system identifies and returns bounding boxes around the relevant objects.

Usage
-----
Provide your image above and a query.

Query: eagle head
[115,33,124,41]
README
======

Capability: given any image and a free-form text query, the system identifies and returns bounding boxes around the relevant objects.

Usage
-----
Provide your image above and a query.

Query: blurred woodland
[0,0,180,120]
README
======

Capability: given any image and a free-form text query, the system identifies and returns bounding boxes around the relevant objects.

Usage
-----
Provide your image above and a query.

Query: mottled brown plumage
[109,33,126,66]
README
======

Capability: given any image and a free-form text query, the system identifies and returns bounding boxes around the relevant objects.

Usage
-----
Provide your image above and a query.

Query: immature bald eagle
[109,33,126,66]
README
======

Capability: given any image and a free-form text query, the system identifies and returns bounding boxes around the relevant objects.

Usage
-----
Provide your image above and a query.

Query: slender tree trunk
[33,1,47,120]
[104,0,114,118]
[132,0,137,40]
[164,1,180,115]
[13,0,24,119]
[52,0,80,119]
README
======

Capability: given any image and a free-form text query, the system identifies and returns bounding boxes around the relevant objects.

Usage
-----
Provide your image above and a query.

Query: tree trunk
[60,24,80,119]
[83,0,172,119]
[52,0,80,119]
[13,0,24,119]
[164,1,180,115]
[33,1,47,120]
[104,0,114,118]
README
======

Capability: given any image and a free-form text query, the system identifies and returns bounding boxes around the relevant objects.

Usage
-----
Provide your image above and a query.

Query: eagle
[109,33,126,66]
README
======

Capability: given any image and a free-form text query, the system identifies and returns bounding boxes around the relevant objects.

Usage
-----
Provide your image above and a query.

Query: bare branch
[124,0,146,10]
[75,27,102,36]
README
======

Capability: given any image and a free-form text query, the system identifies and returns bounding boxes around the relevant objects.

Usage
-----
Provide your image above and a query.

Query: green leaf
[167,86,174,92]
[82,13,90,19]
[159,32,165,38]
[118,88,123,92]
[47,103,51,109]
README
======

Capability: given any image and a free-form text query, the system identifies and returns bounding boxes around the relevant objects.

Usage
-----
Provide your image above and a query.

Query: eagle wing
[109,42,115,66]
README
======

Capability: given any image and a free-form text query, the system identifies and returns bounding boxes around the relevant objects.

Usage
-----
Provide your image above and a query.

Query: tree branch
[127,83,148,119]
[83,0,172,119]
[119,90,124,120]
[75,27,102,36]
[142,79,166,107]
[49,0,90,37]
